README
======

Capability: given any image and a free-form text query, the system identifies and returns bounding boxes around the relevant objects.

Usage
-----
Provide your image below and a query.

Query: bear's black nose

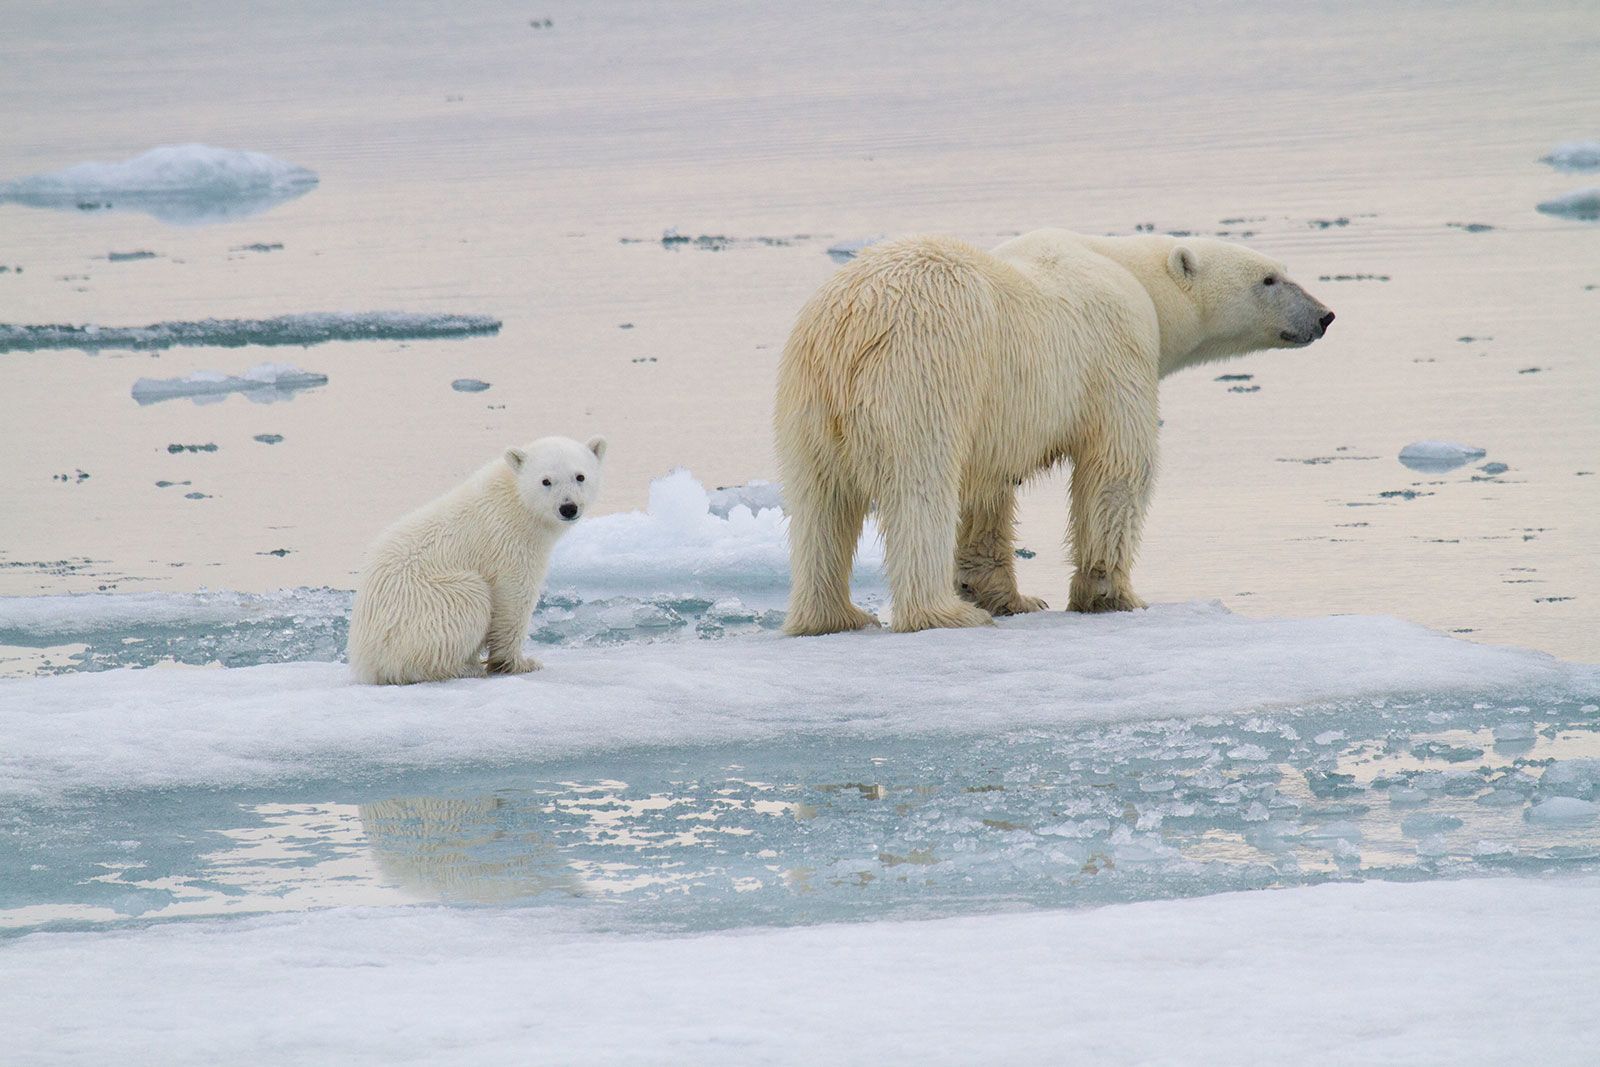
[1318,311,1336,335]
[559,503,579,520]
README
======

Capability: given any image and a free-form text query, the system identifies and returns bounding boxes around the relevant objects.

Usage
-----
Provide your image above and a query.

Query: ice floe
[1398,440,1487,472]
[1541,140,1600,171]
[0,311,501,353]
[131,362,328,405]
[2,877,1596,1065]
[826,236,883,262]
[1,599,1591,800]
[1537,188,1600,220]
[0,144,318,224]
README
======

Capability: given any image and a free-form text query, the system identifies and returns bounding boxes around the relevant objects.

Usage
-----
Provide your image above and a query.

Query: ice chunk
[1398,441,1486,472]
[1536,188,1600,220]
[0,312,501,354]
[1526,797,1600,822]
[0,144,318,224]
[131,363,328,405]
[707,480,785,518]
[451,378,491,392]
[1541,141,1600,171]
[826,237,883,262]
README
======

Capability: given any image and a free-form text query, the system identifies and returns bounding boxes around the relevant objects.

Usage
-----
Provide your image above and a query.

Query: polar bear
[347,435,606,684]
[775,229,1333,635]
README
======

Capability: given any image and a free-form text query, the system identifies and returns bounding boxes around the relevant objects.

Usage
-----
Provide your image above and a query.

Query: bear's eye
[575,473,585,482]
[1263,275,1277,286]
[541,478,552,487]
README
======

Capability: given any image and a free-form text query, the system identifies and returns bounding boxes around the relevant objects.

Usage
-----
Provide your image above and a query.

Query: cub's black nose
[559,503,579,520]
[1318,311,1336,334]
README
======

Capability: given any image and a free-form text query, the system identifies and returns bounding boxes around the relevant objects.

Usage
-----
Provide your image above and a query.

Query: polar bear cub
[347,436,606,685]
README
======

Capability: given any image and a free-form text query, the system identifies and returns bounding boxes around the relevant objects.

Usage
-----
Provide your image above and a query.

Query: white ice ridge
[548,468,881,594]
[0,311,502,353]
[131,362,328,405]
[4,876,1597,1065]
[1542,140,1600,171]
[2,601,1591,799]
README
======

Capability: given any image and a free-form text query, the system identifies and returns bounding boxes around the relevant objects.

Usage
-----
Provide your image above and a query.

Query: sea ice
[826,236,883,262]
[1398,440,1486,472]
[0,311,501,353]
[1536,188,1600,220]
[706,479,784,518]
[131,363,328,405]
[1541,141,1600,171]
[0,144,318,224]
[451,378,491,392]
[1527,797,1600,822]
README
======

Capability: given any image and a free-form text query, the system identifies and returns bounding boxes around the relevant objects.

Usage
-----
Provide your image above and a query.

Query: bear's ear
[1167,245,1198,286]
[586,436,608,462]
[504,447,527,472]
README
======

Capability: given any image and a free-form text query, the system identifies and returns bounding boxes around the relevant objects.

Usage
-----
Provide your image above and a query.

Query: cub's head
[504,435,606,526]
[1167,238,1334,355]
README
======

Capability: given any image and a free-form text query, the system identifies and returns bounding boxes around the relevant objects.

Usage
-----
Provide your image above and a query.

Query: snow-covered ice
[3,877,1596,1066]
[1537,187,1600,220]
[0,312,502,353]
[2,600,1590,800]
[1541,140,1600,171]
[705,478,784,518]
[1398,440,1486,472]
[131,362,328,405]
[0,144,318,224]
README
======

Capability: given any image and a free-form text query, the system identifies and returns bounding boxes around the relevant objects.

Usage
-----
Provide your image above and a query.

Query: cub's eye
[575,473,585,482]
[541,478,552,487]
[1263,276,1277,286]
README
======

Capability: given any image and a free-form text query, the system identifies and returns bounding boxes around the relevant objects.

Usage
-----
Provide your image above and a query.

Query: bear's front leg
[484,577,542,674]
[1066,412,1155,614]
[956,483,1047,615]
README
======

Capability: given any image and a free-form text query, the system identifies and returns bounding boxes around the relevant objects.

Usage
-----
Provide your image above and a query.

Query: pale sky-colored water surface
[1,0,1596,659]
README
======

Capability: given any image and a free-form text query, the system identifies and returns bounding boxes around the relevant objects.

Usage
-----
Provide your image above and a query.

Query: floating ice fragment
[0,144,318,224]
[1537,188,1600,220]
[1541,141,1600,171]
[1398,441,1486,472]
[1,312,501,354]
[451,378,491,393]
[1491,722,1534,741]
[826,237,883,262]
[707,480,784,518]
[1226,744,1268,761]
[1527,797,1600,822]
[132,363,327,405]
[1303,820,1362,841]
[1479,462,1509,475]
[1313,730,1345,746]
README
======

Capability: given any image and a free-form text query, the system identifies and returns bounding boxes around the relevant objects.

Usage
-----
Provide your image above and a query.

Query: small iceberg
[0,144,319,225]
[132,363,328,406]
[0,311,501,354]
[1398,441,1486,473]
[826,236,883,262]
[1541,141,1600,171]
[1537,188,1600,220]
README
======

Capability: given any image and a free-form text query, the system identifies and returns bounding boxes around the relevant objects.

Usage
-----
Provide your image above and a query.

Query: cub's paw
[487,655,543,675]
[991,593,1049,616]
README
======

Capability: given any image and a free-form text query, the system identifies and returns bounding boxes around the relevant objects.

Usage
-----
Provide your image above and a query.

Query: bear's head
[504,435,606,526]
[1166,238,1334,361]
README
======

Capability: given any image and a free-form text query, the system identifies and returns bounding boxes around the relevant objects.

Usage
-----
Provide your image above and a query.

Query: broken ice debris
[132,363,328,406]
[0,144,319,224]
[1536,188,1600,220]
[0,312,501,353]
[1398,440,1486,473]
[1541,141,1600,171]
[451,378,491,393]
[826,237,883,262]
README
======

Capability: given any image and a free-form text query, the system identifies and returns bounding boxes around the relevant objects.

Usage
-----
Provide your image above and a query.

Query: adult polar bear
[775,229,1334,635]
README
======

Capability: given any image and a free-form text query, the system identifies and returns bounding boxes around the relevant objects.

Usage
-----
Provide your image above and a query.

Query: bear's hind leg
[957,482,1047,616]
[1066,405,1155,614]
[877,468,992,634]
[365,571,493,684]
[783,468,879,636]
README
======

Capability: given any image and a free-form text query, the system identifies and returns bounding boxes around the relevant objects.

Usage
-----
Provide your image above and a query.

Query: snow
[1542,140,1600,171]
[131,362,328,405]
[0,144,318,223]
[0,312,502,353]
[548,468,882,594]
[1397,440,1486,472]
[1537,188,1600,220]
[1,599,1590,800]
[3,876,1596,1066]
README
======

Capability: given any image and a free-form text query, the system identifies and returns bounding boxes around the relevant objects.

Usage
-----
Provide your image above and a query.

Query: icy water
[2,0,1599,957]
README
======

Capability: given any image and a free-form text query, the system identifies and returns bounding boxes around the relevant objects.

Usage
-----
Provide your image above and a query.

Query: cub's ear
[586,436,608,462]
[504,447,527,472]
[1167,245,1197,285]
